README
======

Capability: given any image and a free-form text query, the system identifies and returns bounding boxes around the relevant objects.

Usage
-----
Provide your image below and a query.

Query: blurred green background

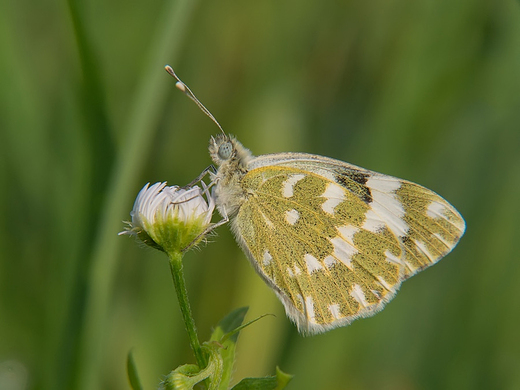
[1,0,520,389]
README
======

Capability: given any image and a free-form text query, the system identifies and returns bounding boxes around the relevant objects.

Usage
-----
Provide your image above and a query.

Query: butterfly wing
[230,153,465,334]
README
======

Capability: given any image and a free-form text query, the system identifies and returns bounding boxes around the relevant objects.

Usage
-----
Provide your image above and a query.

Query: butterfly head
[208,134,254,216]
[209,134,253,169]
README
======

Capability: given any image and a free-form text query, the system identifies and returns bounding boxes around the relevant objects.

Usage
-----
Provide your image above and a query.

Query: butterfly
[166,66,466,335]
[207,133,465,334]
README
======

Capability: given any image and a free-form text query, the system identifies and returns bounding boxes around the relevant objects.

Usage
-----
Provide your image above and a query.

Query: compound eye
[218,142,233,160]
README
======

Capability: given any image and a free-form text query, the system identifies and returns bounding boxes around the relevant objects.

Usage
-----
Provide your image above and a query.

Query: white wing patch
[361,209,386,233]
[328,303,342,320]
[262,250,273,266]
[414,239,435,262]
[366,176,401,193]
[305,296,316,322]
[377,276,393,291]
[350,284,369,308]
[385,249,402,265]
[365,177,408,237]
[323,255,336,268]
[282,174,306,198]
[426,201,447,219]
[330,236,357,269]
[285,209,300,225]
[321,182,345,215]
[337,225,359,243]
[305,253,324,274]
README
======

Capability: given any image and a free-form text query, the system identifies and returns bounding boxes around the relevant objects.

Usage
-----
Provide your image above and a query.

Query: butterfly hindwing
[232,164,402,334]
[230,153,465,334]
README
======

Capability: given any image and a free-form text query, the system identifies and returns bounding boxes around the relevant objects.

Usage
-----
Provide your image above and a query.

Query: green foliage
[231,368,293,390]
[155,307,290,390]
[127,350,144,390]
[210,307,249,389]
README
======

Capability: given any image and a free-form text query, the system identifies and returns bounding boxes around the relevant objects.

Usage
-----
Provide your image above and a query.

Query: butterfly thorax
[209,135,254,217]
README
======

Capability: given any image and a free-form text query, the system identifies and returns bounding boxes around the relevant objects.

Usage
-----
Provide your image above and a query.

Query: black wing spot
[335,170,372,204]
[402,235,413,247]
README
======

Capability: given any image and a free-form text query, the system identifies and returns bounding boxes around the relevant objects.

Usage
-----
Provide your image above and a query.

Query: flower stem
[168,251,207,369]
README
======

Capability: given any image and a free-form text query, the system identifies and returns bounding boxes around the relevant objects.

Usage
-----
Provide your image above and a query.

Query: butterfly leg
[181,165,217,189]
[181,209,229,253]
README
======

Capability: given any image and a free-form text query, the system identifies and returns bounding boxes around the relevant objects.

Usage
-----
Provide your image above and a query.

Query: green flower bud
[120,182,215,253]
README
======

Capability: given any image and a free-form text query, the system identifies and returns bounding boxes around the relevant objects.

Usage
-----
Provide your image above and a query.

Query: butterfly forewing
[395,182,465,277]
[231,154,465,334]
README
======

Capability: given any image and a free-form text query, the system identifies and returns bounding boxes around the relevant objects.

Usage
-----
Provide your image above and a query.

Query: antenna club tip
[175,81,187,92]
[164,65,175,76]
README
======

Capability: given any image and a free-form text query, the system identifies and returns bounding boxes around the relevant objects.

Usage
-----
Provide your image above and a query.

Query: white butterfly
[166,66,466,334]
[208,134,465,334]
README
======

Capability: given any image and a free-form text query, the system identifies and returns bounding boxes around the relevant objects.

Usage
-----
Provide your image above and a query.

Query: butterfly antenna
[165,65,226,136]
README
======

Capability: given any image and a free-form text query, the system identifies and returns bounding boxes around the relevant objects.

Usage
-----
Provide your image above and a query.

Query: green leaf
[126,350,143,390]
[212,306,249,342]
[231,367,293,390]
[273,367,293,389]
[219,314,273,345]
[210,307,249,390]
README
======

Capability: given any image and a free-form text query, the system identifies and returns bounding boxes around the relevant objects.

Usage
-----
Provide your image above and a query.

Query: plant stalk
[168,251,207,369]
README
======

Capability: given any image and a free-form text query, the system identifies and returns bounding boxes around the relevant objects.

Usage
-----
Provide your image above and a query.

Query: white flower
[120,182,215,253]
